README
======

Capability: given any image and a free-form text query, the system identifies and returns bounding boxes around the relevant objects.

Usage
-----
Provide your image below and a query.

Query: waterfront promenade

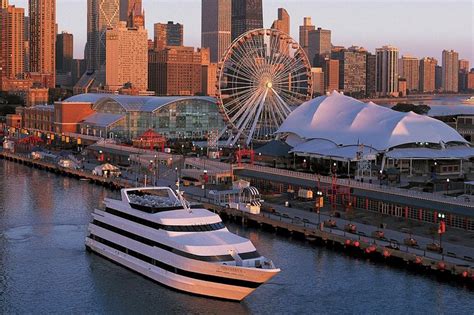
[1,150,473,283]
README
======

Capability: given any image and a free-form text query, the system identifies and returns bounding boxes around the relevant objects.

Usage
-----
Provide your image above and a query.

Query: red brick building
[53,101,95,133]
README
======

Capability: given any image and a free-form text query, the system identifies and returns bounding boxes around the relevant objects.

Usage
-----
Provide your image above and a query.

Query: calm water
[379,95,468,107]
[0,160,472,314]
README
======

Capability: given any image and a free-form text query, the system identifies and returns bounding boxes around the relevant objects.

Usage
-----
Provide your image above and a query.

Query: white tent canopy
[291,139,379,161]
[96,163,119,171]
[385,146,474,160]
[277,91,468,151]
[93,163,121,176]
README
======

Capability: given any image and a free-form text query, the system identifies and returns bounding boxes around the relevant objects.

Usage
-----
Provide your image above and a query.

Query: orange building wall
[468,72,474,90]
[54,101,95,133]
[6,114,22,128]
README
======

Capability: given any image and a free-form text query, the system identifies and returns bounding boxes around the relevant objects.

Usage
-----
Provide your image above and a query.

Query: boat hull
[85,238,278,301]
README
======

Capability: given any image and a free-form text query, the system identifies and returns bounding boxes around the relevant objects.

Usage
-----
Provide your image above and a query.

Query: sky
[9,0,474,65]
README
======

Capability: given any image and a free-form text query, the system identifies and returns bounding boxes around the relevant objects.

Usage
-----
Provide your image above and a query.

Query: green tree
[392,103,431,115]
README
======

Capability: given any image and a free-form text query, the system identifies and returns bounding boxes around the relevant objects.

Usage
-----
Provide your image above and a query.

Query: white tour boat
[462,96,474,104]
[85,187,280,301]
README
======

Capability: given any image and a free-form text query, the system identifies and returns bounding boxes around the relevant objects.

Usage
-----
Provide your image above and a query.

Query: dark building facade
[307,27,331,66]
[56,32,73,73]
[231,0,263,41]
[435,65,442,91]
[201,0,231,63]
[120,0,144,27]
[71,59,86,86]
[331,47,367,95]
[148,46,202,96]
[321,57,339,92]
[153,21,183,51]
[366,53,376,97]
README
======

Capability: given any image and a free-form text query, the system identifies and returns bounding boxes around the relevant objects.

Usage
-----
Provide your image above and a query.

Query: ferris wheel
[216,28,312,146]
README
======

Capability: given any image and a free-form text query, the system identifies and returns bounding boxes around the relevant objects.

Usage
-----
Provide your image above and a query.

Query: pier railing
[243,164,474,208]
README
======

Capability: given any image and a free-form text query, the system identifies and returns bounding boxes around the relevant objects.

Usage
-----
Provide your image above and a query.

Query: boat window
[90,221,259,263]
[88,233,261,288]
[104,207,226,232]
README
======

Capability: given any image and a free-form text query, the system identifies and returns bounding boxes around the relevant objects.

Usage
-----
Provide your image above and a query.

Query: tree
[0,92,24,105]
[391,103,431,115]
[0,105,17,116]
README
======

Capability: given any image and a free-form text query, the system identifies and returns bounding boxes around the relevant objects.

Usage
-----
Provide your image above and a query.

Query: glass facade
[78,97,225,140]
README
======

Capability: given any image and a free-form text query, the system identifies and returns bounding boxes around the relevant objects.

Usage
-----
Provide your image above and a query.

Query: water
[378,95,468,107]
[0,160,473,314]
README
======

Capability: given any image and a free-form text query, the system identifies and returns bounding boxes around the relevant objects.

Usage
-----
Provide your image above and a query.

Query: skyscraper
[29,0,56,87]
[201,0,231,63]
[435,65,442,90]
[87,0,120,71]
[311,67,324,95]
[442,49,459,92]
[399,55,419,92]
[56,32,73,74]
[0,4,24,88]
[231,0,263,41]
[154,21,183,51]
[322,57,339,92]
[419,57,437,93]
[23,15,29,72]
[308,27,331,66]
[459,59,470,73]
[120,0,139,21]
[106,21,148,91]
[331,46,366,95]
[366,53,376,97]
[271,8,289,34]
[148,46,203,96]
[376,45,399,96]
[120,0,143,27]
[299,17,315,59]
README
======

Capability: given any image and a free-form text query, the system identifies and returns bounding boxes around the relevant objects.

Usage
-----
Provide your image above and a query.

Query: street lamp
[150,160,154,186]
[437,212,446,252]
[203,169,208,198]
[316,191,323,226]
[446,178,450,195]
[175,166,179,189]
[154,154,158,183]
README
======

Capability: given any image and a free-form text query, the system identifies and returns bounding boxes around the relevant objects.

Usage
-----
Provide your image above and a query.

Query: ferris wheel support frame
[216,28,312,146]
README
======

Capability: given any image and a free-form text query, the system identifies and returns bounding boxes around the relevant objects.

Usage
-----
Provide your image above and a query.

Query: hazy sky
[10,0,474,64]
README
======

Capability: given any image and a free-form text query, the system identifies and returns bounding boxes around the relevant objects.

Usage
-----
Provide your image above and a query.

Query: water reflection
[0,160,472,314]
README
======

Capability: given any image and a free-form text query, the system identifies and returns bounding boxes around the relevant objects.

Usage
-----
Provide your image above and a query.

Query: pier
[203,204,474,286]
[1,150,473,287]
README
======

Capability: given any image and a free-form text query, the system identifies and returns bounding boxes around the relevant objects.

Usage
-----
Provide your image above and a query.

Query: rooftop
[64,93,216,113]
[277,91,467,152]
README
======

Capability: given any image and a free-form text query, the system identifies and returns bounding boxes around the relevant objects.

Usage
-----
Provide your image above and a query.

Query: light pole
[446,178,450,195]
[175,166,179,189]
[154,154,158,184]
[316,191,323,226]
[203,169,208,198]
[437,213,446,252]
